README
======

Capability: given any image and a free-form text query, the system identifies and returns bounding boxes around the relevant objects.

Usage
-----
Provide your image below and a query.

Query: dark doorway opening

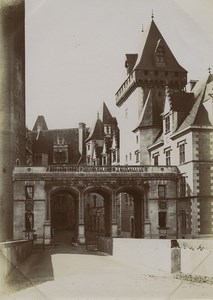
[51,191,77,245]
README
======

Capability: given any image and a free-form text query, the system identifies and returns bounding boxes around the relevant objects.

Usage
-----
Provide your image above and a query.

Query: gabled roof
[33,115,48,131]
[85,118,104,142]
[134,20,187,73]
[133,89,161,132]
[175,74,213,133]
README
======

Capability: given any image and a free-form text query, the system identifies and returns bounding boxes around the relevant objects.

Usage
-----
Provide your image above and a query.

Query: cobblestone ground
[1,244,213,300]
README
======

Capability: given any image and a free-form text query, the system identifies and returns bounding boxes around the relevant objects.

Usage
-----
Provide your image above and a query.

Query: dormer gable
[162,87,194,133]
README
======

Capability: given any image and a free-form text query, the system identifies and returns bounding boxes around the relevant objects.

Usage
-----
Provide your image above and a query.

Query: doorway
[51,191,77,245]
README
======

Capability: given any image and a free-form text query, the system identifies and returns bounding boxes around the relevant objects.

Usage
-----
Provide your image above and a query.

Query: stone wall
[112,238,179,274]
[178,239,213,277]
[98,237,113,255]
[0,239,32,281]
[109,238,213,276]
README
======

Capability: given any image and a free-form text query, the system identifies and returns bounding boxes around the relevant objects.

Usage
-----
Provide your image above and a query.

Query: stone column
[78,188,85,244]
[44,183,51,245]
[143,183,151,238]
[0,0,25,242]
[111,192,118,237]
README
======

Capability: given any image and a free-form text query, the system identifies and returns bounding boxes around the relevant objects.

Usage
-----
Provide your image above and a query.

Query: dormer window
[165,114,170,133]
[156,46,165,63]
[154,41,166,67]
[104,125,111,135]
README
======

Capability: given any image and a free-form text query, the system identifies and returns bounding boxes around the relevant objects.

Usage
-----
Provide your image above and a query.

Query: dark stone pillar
[0,0,25,242]
[78,188,85,244]
[44,183,51,245]
[111,192,118,237]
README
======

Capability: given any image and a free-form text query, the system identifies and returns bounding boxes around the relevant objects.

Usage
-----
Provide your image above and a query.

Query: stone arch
[83,186,112,237]
[50,186,79,244]
[116,186,144,238]
[50,186,79,198]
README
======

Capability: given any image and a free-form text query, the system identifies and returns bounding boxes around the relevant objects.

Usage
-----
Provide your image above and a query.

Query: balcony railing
[46,165,178,173]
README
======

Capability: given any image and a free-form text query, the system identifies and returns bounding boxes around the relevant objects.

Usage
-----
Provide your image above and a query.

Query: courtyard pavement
[1,244,213,300]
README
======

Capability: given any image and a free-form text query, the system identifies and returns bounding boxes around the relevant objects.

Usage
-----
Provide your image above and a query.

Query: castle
[1,2,212,243]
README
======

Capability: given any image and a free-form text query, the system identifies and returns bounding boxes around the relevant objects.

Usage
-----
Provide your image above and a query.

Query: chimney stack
[79,123,86,155]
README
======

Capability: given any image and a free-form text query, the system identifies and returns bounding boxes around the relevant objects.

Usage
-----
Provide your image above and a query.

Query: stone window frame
[135,150,140,163]
[158,184,166,199]
[179,209,189,233]
[164,146,171,166]
[164,114,170,133]
[152,152,159,166]
[177,140,186,164]
[158,211,167,229]
[112,150,116,163]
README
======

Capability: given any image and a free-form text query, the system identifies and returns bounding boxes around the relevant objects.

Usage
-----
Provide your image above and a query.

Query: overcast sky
[25,0,213,130]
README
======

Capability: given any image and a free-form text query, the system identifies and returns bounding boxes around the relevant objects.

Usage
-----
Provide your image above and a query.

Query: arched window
[16,158,20,166]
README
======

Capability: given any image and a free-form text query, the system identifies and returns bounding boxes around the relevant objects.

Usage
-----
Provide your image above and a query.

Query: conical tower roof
[85,118,104,142]
[99,102,117,125]
[134,20,187,73]
[33,115,48,131]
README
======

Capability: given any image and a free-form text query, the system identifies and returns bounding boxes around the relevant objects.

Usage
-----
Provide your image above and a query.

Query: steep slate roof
[85,118,104,142]
[86,102,117,142]
[133,20,187,73]
[175,74,213,133]
[32,128,82,164]
[133,89,162,131]
[33,115,48,131]
[125,54,138,74]
[99,102,117,125]
[169,92,194,112]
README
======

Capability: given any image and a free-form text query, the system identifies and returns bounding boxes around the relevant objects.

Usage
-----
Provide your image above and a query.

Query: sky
[25,0,213,130]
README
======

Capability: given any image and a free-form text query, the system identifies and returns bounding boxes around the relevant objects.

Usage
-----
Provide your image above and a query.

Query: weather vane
[151,9,154,20]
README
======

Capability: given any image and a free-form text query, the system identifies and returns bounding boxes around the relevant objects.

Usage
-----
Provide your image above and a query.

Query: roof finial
[97,112,99,119]
[141,24,144,32]
[208,67,211,74]
[151,9,154,20]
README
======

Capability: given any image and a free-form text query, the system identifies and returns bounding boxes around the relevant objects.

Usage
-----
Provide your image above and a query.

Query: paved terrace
[1,244,213,300]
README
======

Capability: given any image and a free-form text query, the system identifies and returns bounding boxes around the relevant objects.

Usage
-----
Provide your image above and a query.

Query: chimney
[79,123,86,155]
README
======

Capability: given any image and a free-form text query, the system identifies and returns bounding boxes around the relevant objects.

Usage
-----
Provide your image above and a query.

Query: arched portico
[116,186,144,238]
[50,187,78,244]
[83,187,113,239]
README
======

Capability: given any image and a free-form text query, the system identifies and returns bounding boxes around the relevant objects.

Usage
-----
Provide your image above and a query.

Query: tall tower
[115,18,187,165]
[0,0,25,241]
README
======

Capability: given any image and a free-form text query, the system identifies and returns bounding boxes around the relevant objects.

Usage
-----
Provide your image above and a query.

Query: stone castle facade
[0,2,212,243]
